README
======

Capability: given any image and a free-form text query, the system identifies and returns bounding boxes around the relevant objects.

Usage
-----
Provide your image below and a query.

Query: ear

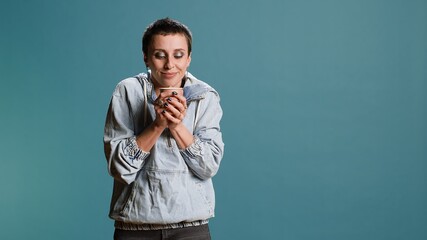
[187,53,192,68]
[143,54,148,67]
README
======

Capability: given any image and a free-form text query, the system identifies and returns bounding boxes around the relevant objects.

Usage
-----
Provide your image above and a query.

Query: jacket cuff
[180,137,203,158]
[124,136,150,165]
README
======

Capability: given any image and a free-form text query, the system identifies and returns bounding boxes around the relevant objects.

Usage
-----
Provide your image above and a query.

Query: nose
[164,57,174,70]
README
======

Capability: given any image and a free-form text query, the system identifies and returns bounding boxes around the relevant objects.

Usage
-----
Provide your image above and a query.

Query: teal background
[1,0,426,239]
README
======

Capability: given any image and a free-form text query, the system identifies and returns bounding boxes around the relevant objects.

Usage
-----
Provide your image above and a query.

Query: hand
[153,96,169,129]
[159,93,187,130]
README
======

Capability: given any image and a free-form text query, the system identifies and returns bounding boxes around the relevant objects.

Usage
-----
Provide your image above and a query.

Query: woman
[103,18,224,240]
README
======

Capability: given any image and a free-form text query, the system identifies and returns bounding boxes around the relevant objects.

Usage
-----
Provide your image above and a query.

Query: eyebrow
[153,48,187,52]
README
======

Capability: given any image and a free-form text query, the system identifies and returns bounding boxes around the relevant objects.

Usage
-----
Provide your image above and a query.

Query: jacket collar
[137,72,217,103]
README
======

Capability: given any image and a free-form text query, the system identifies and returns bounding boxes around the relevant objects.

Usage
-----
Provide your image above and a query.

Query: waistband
[115,219,209,231]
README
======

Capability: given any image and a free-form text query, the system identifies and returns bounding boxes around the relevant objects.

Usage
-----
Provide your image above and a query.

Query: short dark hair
[142,18,192,56]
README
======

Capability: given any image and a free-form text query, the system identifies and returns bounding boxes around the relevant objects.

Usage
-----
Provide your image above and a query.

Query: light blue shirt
[103,72,224,225]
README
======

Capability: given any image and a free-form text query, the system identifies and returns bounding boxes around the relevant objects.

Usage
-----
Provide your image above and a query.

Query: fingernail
[163,103,168,107]
[161,110,166,114]
[172,91,178,95]
[167,97,172,102]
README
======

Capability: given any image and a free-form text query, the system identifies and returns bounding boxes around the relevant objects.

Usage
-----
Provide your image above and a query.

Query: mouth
[161,72,178,78]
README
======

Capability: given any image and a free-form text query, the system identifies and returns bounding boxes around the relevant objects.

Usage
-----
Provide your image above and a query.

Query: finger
[166,97,187,113]
[165,95,186,106]
[154,104,164,113]
[162,109,182,124]
[156,112,167,122]
[173,95,187,108]
[163,102,184,119]
[150,105,168,126]
[162,100,186,119]
[154,97,165,107]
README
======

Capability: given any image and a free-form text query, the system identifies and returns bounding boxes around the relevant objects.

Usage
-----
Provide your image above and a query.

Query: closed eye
[154,52,166,59]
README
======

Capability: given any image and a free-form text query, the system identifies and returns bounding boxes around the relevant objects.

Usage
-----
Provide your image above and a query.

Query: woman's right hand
[134,96,170,152]
[153,96,169,129]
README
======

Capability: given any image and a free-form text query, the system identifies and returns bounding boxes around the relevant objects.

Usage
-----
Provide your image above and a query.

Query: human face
[145,34,191,89]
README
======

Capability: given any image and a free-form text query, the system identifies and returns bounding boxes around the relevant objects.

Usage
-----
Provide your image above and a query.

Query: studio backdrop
[1,0,426,239]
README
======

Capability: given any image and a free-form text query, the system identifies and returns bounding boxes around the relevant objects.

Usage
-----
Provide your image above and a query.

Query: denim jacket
[103,72,224,226]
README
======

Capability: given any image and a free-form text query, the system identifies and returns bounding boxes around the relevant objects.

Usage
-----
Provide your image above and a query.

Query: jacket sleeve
[180,91,224,180]
[103,82,150,184]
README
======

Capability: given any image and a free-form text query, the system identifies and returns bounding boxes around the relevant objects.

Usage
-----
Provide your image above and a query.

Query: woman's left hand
[161,94,187,130]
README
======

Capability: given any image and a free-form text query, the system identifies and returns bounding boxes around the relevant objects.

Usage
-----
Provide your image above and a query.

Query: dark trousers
[114,224,211,240]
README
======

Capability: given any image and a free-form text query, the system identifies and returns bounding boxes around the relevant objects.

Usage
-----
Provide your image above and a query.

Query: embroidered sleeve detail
[124,136,150,163]
[180,137,203,158]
